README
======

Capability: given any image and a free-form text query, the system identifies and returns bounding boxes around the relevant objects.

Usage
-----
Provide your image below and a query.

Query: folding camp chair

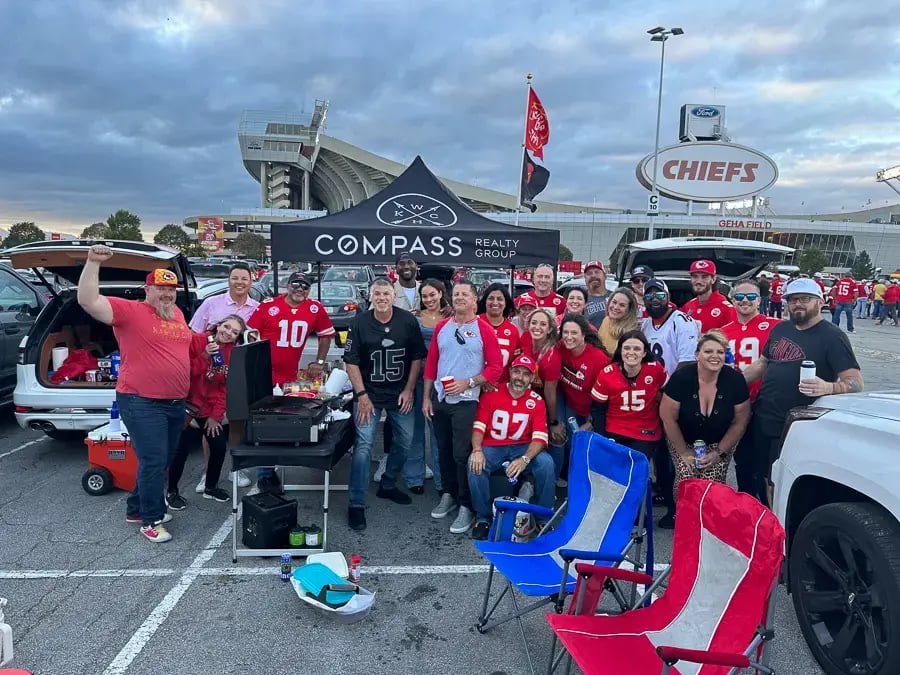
[546,479,786,675]
[475,431,654,674]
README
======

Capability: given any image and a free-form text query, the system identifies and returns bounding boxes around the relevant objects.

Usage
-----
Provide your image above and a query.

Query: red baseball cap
[514,292,538,308]
[690,259,716,275]
[510,355,537,373]
[584,260,605,272]
[145,269,178,287]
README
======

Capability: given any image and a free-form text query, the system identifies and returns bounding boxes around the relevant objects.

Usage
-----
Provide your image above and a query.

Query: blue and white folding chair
[475,430,654,674]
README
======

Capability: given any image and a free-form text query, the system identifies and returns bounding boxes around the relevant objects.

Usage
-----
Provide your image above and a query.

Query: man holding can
[77,245,192,543]
[743,277,863,502]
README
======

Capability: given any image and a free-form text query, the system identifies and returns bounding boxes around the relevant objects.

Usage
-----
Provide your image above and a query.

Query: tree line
[2,210,270,260]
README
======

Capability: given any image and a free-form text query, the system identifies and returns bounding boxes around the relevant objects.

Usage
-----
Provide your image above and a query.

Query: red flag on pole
[525,88,550,160]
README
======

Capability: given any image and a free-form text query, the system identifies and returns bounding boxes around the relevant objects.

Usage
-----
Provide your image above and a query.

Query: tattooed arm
[832,368,864,394]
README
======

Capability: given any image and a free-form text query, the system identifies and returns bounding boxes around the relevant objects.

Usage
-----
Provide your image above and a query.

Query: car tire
[789,502,900,675]
[82,468,114,496]
[44,429,87,442]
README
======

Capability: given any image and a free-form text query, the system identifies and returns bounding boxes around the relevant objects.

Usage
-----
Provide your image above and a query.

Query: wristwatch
[468,377,476,388]
[550,419,560,426]
[521,455,531,466]
[315,358,326,366]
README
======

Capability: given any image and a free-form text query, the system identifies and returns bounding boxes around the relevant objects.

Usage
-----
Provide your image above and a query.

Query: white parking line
[0,564,493,579]
[0,438,46,461]
[101,516,232,675]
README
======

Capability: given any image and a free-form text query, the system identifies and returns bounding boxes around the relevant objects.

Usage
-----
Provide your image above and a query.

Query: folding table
[229,417,355,562]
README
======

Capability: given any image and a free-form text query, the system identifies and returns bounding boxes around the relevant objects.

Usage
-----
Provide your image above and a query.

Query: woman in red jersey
[519,308,562,442]
[477,283,520,380]
[590,330,667,458]
[549,314,611,481]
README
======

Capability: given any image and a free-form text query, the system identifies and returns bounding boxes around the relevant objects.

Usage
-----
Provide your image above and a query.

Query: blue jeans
[855,297,868,318]
[117,393,186,525]
[873,300,883,320]
[405,380,442,490]
[468,443,556,522]
[831,302,854,331]
[548,396,588,481]
[349,404,414,508]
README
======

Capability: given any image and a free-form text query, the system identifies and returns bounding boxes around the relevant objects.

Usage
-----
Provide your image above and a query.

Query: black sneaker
[203,487,230,503]
[657,511,676,530]
[257,474,283,495]
[376,486,412,505]
[471,521,491,541]
[409,486,425,495]
[348,507,366,531]
[166,491,187,511]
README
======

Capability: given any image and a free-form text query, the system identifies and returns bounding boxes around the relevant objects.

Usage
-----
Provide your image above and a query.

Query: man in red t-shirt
[878,280,900,326]
[78,246,193,543]
[831,273,857,333]
[769,274,784,319]
[467,355,554,540]
[721,279,776,504]
[247,271,335,387]
[247,271,335,492]
[531,263,565,316]
[681,259,736,332]
[813,272,827,296]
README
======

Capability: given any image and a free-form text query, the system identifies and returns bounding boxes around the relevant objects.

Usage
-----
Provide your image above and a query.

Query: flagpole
[515,73,533,227]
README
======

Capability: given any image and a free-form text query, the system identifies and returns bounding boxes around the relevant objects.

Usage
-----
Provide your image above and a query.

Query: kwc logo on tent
[376,193,458,228]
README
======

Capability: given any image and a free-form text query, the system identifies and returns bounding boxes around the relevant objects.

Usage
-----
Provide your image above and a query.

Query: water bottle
[108,400,122,433]
[208,335,224,368]
[272,383,283,396]
[693,440,707,470]
[567,416,579,433]
[280,553,292,582]
[724,346,735,368]
[501,461,518,485]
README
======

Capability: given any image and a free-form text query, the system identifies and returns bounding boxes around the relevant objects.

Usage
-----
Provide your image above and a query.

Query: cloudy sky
[2,0,899,235]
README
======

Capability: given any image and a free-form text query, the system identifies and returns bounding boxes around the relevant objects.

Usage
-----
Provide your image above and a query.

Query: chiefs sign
[636,141,778,202]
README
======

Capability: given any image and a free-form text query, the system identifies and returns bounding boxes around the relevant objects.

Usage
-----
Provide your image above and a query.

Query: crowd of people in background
[77,243,866,544]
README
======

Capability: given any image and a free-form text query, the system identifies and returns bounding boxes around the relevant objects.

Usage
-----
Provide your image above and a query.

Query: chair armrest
[656,646,750,669]
[492,499,554,520]
[574,563,653,586]
[559,549,624,564]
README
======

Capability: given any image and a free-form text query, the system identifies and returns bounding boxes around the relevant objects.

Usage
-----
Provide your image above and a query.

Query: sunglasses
[288,280,311,290]
[454,328,466,345]
[631,277,648,284]
[733,293,759,302]
[644,291,666,301]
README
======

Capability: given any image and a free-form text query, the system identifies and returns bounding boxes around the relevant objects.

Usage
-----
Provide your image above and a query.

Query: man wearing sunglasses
[681,259,736,332]
[628,265,654,317]
[722,280,776,503]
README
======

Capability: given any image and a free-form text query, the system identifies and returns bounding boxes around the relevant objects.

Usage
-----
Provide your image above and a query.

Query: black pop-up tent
[270,156,560,269]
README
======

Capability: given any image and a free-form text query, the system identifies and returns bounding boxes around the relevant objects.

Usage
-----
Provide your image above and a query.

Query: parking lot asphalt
[0,313,896,675]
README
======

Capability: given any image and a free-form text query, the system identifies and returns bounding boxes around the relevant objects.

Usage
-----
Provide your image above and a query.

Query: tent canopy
[271,156,560,267]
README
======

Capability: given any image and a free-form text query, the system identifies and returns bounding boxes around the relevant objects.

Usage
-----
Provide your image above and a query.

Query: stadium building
[184,103,900,272]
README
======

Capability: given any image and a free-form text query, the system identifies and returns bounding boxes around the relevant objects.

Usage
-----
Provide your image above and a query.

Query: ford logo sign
[691,106,719,118]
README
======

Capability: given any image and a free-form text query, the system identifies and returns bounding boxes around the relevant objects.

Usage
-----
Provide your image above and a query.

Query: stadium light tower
[647,26,684,240]
[876,164,900,197]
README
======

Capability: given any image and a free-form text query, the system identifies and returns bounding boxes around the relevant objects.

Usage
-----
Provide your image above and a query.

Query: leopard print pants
[669,441,731,501]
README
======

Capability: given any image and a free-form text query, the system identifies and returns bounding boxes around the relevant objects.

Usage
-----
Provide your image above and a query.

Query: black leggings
[169,418,229,492]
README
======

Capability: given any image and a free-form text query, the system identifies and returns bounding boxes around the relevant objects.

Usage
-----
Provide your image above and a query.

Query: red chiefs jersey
[815,279,826,295]
[590,361,666,441]
[479,316,520,382]
[681,291,736,333]
[518,331,562,388]
[834,277,856,303]
[534,291,566,316]
[247,296,335,386]
[473,386,548,448]
[721,314,775,402]
[558,343,610,417]
[770,278,784,301]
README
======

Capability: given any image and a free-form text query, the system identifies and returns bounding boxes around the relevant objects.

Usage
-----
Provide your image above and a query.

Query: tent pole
[316,262,322,302]
[508,265,516,299]
[514,74,532,227]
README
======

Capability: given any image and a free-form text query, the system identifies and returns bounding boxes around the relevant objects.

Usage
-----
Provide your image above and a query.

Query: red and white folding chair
[546,479,785,674]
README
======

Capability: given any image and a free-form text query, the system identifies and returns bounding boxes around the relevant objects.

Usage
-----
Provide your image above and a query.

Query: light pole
[647,26,684,240]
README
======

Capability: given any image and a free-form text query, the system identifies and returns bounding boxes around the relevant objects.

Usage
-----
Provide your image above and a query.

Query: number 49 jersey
[247,296,335,386]
[721,314,775,401]
[591,361,667,441]
[473,386,548,448]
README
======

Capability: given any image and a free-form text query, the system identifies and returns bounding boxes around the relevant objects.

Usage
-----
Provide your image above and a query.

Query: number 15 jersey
[591,361,667,441]
[248,296,335,386]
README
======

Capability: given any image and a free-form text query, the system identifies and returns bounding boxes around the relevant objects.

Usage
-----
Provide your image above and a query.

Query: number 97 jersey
[721,315,775,401]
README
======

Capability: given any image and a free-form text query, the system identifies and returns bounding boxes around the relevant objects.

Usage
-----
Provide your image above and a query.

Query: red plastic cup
[440,376,455,389]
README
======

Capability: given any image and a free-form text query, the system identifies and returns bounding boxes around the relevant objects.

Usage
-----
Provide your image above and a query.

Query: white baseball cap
[783,278,824,299]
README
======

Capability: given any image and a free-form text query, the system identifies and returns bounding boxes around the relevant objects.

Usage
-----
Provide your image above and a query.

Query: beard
[509,377,530,395]
[790,307,817,326]
[647,303,669,319]
[155,303,176,320]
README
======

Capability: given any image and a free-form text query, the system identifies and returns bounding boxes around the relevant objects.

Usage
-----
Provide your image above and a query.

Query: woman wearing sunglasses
[721,279,776,504]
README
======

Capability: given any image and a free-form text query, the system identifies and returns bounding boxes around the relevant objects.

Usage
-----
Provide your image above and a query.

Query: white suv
[773,393,900,675]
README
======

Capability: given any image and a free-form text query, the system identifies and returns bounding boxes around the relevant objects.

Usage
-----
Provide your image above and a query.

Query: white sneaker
[231,470,251,488]
[517,479,535,504]
[450,506,475,534]
[430,493,457,519]
[195,473,207,494]
[424,465,434,480]
[373,455,387,483]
